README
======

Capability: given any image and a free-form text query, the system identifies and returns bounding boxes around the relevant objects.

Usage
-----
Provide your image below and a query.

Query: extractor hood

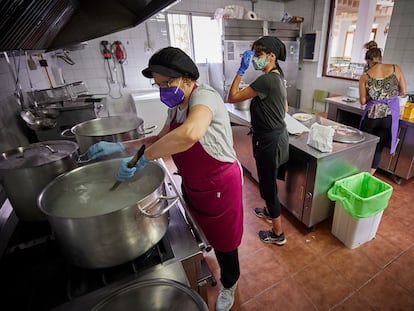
[0,0,177,52]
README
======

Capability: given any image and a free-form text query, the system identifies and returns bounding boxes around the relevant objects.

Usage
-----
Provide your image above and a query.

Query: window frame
[322,0,394,81]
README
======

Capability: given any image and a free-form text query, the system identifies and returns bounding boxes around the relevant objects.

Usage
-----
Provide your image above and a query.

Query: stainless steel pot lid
[73,116,144,136]
[331,125,365,144]
[91,279,208,311]
[0,140,78,169]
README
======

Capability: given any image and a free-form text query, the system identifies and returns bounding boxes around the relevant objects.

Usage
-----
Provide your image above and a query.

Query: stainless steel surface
[38,160,174,268]
[63,116,145,153]
[234,99,251,111]
[91,278,208,311]
[0,0,178,50]
[158,158,212,252]
[1,190,210,310]
[331,124,365,143]
[327,96,414,181]
[326,96,365,129]
[20,110,37,125]
[228,105,380,228]
[48,200,208,310]
[0,141,78,221]
[379,120,414,181]
[31,82,88,105]
[20,108,59,130]
[32,100,97,142]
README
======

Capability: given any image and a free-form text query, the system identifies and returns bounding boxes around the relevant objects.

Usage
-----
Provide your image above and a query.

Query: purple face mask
[159,79,185,108]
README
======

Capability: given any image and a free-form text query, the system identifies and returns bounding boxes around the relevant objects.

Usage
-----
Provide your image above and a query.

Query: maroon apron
[170,109,243,252]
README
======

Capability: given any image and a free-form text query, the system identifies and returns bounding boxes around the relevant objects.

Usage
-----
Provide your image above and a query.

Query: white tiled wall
[383,0,414,92]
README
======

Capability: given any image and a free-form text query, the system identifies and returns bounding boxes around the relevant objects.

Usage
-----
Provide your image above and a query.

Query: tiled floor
[198,167,414,311]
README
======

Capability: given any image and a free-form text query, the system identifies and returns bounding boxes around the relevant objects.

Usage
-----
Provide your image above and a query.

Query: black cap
[142,47,199,80]
[255,36,286,61]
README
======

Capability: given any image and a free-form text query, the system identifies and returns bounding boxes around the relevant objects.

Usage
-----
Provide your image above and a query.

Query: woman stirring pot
[87,47,243,311]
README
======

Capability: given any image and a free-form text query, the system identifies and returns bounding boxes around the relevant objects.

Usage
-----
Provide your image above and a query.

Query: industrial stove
[0,167,213,310]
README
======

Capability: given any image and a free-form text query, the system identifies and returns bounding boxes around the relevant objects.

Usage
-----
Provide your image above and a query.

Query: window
[167,13,222,63]
[324,0,395,80]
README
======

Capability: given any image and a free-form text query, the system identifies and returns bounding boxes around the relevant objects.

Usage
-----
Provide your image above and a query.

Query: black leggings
[252,131,287,219]
[361,115,392,169]
[214,248,240,288]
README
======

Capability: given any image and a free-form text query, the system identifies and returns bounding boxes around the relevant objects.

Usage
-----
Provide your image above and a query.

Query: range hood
[0,0,177,52]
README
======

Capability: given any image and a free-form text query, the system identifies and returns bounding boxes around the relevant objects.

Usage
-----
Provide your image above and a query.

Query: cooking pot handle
[136,195,179,218]
[61,128,75,138]
[138,125,157,135]
[16,143,57,158]
[76,152,92,164]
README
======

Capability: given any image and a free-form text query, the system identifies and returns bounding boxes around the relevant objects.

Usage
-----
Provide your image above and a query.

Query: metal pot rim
[0,140,79,170]
[38,160,166,219]
[92,278,208,311]
[71,116,144,137]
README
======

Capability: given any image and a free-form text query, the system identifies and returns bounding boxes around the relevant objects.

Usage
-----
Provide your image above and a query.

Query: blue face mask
[252,56,269,70]
[159,79,185,108]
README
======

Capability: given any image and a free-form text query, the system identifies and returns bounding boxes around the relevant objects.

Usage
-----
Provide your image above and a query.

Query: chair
[312,89,330,113]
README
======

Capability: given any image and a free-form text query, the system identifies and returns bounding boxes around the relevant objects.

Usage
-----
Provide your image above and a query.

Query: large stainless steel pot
[37,159,178,268]
[61,116,147,154]
[92,279,208,311]
[0,140,78,221]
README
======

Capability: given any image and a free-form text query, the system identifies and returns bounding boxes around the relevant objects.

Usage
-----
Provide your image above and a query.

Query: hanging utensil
[25,51,38,107]
[4,51,25,109]
[35,53,53,88]
[100,41,115,83]
[109,144,146,191]
[27,53,37,70]
[113,40,127,87]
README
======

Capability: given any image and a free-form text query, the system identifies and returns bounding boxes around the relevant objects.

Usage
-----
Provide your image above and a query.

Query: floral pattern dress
[366,65,399,119]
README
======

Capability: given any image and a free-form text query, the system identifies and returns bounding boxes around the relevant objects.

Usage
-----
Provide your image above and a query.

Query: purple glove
[87,141,125,160]
[116,154,149,181]
[237,50,254,76]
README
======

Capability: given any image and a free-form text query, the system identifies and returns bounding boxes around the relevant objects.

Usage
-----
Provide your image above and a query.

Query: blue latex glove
[237,50,254,76]
[87,141,125,160]
[116,154,149,181]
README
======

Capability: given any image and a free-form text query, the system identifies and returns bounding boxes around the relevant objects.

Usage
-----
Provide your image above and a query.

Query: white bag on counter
[307,123,335,152]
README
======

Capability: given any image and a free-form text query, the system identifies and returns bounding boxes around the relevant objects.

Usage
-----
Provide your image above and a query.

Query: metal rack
[31,81,88,105]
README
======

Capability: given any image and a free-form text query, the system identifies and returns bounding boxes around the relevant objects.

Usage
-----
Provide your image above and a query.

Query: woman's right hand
[87,141,125,160]
[116,154,149,181]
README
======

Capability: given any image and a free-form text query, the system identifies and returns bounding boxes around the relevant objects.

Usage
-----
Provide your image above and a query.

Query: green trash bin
[328,172,393,249]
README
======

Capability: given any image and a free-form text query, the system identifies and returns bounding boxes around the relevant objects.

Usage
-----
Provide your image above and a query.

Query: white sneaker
[215,282,237,311]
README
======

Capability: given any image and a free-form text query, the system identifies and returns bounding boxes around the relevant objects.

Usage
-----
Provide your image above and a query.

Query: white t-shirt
[166,84,237,163]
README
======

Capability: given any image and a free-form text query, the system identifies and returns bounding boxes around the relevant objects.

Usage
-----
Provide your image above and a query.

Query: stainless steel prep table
[226,103,379,229]
[326,96,414,182]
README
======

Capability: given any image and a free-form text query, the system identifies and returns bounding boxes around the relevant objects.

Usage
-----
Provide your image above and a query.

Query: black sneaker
[258,230,287,246]
[254,207,272,223]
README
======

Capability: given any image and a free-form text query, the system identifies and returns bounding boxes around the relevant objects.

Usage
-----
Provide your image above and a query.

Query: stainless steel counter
[326,96,414,182]
[226,103,380,228]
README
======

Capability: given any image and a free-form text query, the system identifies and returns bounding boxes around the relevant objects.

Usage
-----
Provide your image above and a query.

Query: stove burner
[0,221,174,311]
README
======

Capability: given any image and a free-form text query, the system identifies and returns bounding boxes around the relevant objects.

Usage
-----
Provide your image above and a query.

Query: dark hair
[252,36,286,77]
[364,40,382,60]
[252,40,271,55]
